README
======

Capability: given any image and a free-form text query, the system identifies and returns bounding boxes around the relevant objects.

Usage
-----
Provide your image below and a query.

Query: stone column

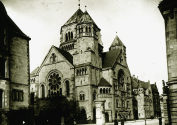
[95,100,105,125]
[159,2,177,124]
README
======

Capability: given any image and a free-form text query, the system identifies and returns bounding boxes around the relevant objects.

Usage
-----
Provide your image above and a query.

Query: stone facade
[0,1,30,124]
[151,83,161,118]
[159,0,177,124]
[30,8,133,122]
[132,76,154,119]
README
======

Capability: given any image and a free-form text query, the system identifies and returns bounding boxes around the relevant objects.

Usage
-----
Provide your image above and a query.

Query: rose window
[48,73,61,96]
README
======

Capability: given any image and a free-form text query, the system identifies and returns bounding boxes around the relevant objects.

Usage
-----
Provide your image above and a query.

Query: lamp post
[144,106,146,125]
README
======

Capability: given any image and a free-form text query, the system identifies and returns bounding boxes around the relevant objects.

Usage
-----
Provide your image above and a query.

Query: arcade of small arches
[77,25,91,34]
[61,43,74,51]
[99,88,111,94]
[76,67,87,76]
[40,71,70,98]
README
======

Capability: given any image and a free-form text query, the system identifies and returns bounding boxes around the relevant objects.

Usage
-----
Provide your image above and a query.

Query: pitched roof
[64,9,84,26]
[54,46,73,64]
[98,78,112,87]
[79,11,99,28]
[110,35,125,48]
[132,77,149,90]
[102,49,121,68]
[140,82,149,90]
[0,1,30,40]
[159,0,177,13]
[79,11,93,23]
[31,67,39,76]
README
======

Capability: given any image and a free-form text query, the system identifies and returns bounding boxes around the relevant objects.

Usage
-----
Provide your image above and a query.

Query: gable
[37,46,73,74]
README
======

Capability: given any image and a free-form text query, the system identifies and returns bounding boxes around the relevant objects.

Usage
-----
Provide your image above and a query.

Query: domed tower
[159,0,177,124]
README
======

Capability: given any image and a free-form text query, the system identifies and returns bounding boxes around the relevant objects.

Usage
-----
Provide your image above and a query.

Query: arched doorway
[105,112,109,122]
[93,107,96,123]
[79,108,87,124]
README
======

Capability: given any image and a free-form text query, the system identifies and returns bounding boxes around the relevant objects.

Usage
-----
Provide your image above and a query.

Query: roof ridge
[64,9,84,26]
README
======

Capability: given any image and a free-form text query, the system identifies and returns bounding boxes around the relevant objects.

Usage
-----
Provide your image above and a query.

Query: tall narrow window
[89,27,91,32]
[0,58,5,78]
[100,88,103,94]
[0,90,3,108]
[65,80,70,97]
[86,27,88,33]
[93,90,96,101]
[80,91,85,101]
[50,53,56,63]
[65,34,68,41]
[68,32,70,40]
[71,32,73,39]
[41,85,45,98]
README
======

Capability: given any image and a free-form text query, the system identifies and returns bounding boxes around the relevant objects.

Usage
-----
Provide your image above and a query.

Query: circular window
[48,72,61,96]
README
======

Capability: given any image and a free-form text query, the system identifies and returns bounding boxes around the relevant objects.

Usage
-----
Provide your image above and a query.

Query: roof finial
[78,0,80,9]
[85,5,87,11]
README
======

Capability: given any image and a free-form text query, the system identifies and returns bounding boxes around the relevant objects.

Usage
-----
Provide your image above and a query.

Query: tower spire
[78,0,80,9]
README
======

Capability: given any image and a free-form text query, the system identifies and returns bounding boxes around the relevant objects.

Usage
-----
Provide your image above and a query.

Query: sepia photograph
[0,0,177,124]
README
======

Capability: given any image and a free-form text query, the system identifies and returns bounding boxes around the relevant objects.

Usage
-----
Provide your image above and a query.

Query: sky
[2,0,167,94]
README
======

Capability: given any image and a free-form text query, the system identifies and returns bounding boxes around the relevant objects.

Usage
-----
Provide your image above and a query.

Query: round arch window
[118,69,124,87]
[48,72,61,96]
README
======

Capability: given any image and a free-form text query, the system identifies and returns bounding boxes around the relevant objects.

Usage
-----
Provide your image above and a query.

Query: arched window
[106,88,108,94]
[71,32,73,39]
[80,27,83,33]
[86,26,88,33]
[41,84,45,98]
[103,88,105,94]
[85,67,87,74]
[60,88,62,95]
[65,80,70,97]
[118,69,124,87]
[65,34,68,41]
[93,90,96,101]
[80,91,85,101]
[68,32,71,40]
[48,72,61,97]
[50,53,56,63]
[82,68,85,75]
[100,88,103,94]
[89,27,91,32]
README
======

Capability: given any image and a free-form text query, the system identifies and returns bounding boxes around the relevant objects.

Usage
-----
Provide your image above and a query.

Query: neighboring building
[151,83,161,118]
[160,95,164,118]
[30,8,133,122]
[0,1,31,124]
[159,0,177,124]
[132,76,154,119]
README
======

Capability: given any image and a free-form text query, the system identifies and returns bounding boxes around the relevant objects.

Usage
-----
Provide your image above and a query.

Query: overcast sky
[2,0,166,94]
